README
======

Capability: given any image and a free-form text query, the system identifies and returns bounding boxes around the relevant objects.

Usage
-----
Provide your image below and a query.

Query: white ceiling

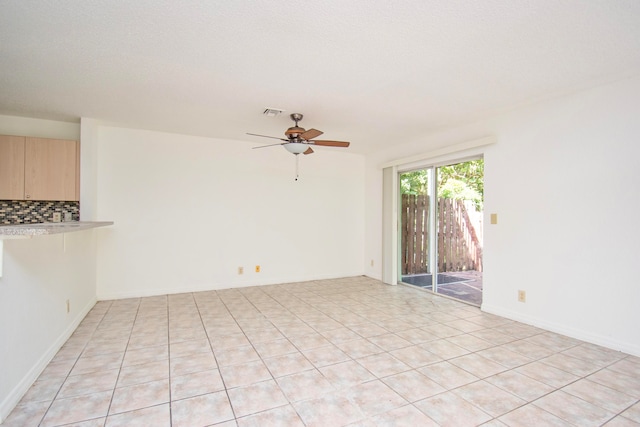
[1,0,640,154]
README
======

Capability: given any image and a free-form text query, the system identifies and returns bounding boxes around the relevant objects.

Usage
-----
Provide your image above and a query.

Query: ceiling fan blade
[247,133,288,141]
[309,140,350,147]
[300,128,323,140]
[303,147,314,155]
[252,142,285,149]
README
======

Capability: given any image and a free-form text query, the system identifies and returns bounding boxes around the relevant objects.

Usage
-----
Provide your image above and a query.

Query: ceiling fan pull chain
[295,154,300,181]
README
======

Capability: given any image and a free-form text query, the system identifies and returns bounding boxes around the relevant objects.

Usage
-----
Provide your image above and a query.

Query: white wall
[92,125,365,299]
[366,76,640,356]
[0,115,97,422]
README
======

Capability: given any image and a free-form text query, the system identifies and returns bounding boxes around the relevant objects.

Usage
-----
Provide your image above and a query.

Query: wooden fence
[401,194,483,275]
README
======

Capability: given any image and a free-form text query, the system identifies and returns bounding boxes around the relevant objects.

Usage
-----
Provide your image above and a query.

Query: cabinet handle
[26,194,31,199]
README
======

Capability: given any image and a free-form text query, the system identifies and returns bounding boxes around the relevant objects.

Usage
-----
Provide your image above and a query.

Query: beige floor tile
[499,339,556,360]
[603,416,640,426]
[498,404,573,426]
[562,343,626,366]
[71,352,125,376]
[539,352,602,376]
[336,338,385,359]
[169,338,212,358]
[485,370,554,402]
[348,323,389,338]
[444,318,487,333]
[7,278,640,427]
[127,332,168,350]
[418,360,479,389]
[0,401,50,427]
[533,390,615,426]
[356,352,412,378]
[293,393,365,427]
[215,345,260,367]
[276,369,335,402]
[252,338,298,358]
[477,346,533,369]
[609,358,640,377]
[619,401,640,423]
[219,360,273,389]
[453,380,526,417]
[227,379,288,417]
[419,338,470,360]
[287,332,333,350]
[109,378,169,415]
[390,345,441,368]
[341,380,407,417]
[449,353,508,378]
[106,403,170,426]
[209,332,250,350]
[372,404,439,426]
[524,331,582,352]
[515,361,580,388]
[322,327,363,344]
[58,369,120,399]
[302,344,351,367]
[171,391,234,427]
[41,390,112,427]
[19,377,64,403]
[367,333,412,351]
[382,370,446,402]
[37,357,76,381]
[170,368,225,401]
[263,352,314,378]
[319,360,376,390]
[414,391,492,426]
[562,378,637,412]
[470,328,516,345]
[447,333,494,352]
[117,359,169,388]
[170,352,217,377]
[123,344,168,367]
[236,404,305,427]
[394,327,437,344]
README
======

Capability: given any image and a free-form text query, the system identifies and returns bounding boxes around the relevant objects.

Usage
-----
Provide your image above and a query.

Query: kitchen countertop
[0,221,114,239]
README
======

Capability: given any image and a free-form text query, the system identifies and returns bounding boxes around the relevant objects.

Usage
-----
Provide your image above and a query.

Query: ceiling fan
[247,113,350,156]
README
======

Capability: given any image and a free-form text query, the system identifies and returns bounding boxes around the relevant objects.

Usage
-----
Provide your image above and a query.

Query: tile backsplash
[0,200,80,225]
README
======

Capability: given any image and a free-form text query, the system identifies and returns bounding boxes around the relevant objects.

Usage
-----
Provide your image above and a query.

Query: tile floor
[3,276,640,426]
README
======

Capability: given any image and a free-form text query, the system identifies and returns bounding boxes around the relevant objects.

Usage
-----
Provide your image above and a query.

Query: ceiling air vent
[263,108,284,117]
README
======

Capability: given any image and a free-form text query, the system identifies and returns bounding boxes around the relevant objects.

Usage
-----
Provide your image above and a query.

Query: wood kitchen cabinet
[0,135,26,199]
[0,135,79,201]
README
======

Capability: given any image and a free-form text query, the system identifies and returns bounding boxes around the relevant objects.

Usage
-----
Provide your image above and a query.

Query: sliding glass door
[400,159,484,305]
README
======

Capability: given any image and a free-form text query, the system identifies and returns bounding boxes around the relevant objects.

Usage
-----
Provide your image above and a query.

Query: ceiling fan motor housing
[285,126,305,138]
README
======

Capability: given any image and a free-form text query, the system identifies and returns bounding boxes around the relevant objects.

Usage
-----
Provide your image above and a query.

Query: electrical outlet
[52,212,62,222]
[518,290,526,303]
[238,266,243,275]
[490,213,498,224]
[255,265,261,273]
[64,212,73,222]
[66,299,70,313]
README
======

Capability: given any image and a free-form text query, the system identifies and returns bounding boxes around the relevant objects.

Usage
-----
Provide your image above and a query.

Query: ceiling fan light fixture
[283,142,309,155]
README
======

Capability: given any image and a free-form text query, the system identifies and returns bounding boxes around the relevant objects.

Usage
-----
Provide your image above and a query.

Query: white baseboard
[96,271,365,300]
[0,297,97,423]
[482,304,640,358]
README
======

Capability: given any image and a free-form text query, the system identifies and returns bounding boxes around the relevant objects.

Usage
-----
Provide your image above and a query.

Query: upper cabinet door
[0,135,26,199]
[25,137,79,201]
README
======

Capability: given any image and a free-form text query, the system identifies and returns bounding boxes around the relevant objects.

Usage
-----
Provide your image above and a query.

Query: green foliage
[400,159,484,210]
[400,170,428,195]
